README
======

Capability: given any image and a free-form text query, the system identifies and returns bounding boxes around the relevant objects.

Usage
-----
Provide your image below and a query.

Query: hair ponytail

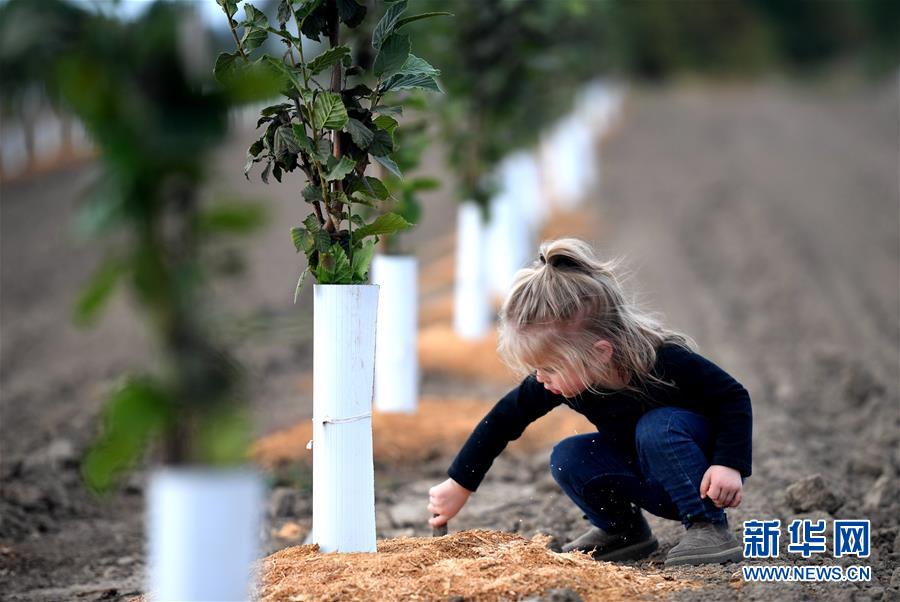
[498,238,694,395]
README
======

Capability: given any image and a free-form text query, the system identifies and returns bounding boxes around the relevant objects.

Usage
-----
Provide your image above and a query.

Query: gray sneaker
[664,521,743,567]
[561,515,658,561]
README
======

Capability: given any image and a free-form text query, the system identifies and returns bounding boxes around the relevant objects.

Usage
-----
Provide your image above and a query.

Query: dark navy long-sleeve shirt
[447,343,753,492]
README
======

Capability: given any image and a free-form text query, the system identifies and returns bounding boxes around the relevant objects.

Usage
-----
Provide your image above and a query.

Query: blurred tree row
[602,0,899,78]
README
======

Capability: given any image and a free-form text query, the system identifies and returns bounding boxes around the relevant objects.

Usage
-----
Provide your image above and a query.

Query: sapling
[0,1,278,597]
[216,0,447,551]
[215,0,448,299]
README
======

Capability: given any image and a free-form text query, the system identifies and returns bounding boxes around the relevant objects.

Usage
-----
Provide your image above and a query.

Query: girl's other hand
[427,478,472,527]
[700,465,743,508]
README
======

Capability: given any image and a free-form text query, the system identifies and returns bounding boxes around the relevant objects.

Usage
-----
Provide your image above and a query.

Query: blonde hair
[498,238,694,396]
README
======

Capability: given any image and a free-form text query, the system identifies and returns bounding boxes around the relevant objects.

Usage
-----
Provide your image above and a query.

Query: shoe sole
[591,536,659,562]
[664,544,743,567]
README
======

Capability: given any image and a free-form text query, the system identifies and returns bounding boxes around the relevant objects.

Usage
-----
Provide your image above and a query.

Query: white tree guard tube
[312,284,378,552]
[541,114,597,210]
[577,80,626,140]
[502,151,546,232]
[147,468,262,602]
[453,202,490,340]
[372,254,418,414]
[487,191,531,298]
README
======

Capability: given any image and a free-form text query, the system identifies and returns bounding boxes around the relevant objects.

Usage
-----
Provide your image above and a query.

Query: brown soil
[260,530,695,602]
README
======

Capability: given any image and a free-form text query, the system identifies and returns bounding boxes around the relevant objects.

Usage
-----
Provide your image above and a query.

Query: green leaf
[261,56,303,93]
[324,156,357,181]
[303,213,321,232]
[261,103,292,117]
[242,4,268,28]
[213,51,241,84]
[373,115,398,133]
[315,244,353,284]
[291,226,307,252]
[372,0,407,48]
[397,54,440,77]
[307,45,351,76]
[274,125,301,157]
[368,129,394,157]
[216,55,286,102]
[373,105,403,116]
[240,6,270,52]
[313,138,332,163]
[291,124,315,154]
[82,377,171,492]
[197,408,252,466]
[276,0,292,25]
[351,239,376,282]
[351,175,390,200]
[352,212,411,241]
[291,224,330,254]
[380,72,441,94]
[294,267,310,303]
[198,202,267,235]
[244,153,261,178]
[395,11,453,30]
[347,194,375,207]
[312,92,348,130]
[302,184,323,202]
[295,0,324,22]
[74,259,125,326]
[345,118,374,149]
[406,177,441,192]
[216,0,239,19]
[373,34,410,78]
[337,0,366,27]
[373,154,403,178]
[241,26,268,52]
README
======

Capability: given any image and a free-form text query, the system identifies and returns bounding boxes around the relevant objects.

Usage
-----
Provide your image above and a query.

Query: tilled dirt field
[1,78,898,601]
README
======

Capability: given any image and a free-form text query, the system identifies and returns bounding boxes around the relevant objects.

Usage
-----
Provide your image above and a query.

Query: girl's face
[534,365,585,398]
[532,340,616,398]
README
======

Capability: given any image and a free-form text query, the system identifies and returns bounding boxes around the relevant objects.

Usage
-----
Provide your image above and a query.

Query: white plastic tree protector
[540,114,597,211]
[312,284,378,552]
[453,202,491,340]
[33,111,63,162]
[372,254,418,414]
[147,468,262,602]
[487,191,531,298]
[0,123,28,177]
[576,80,626,139]
[502,151,547,233]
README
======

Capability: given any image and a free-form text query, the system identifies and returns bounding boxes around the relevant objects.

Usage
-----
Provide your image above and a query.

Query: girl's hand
[427,478,472,527]
[700,465,743,508]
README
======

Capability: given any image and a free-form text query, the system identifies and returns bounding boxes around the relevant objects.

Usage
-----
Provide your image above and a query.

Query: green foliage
[197,202,268,235]
[312,92,349,130]
[407,0,603,208]
[0,0,258,486]
[215,0,446,292]
[74,259,127,326]
[83,377,172,492]
[351,212,410,241]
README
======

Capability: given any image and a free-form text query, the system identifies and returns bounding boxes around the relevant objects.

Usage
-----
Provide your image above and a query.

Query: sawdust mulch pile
[260,530,694,601]
[418,325,515,384]
[252,396,594,469]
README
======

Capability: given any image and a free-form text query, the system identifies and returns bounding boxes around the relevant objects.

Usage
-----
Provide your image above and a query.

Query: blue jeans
[550,407,726,533]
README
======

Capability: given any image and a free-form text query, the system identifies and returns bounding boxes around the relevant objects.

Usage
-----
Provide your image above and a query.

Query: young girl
[427,239,751,566]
